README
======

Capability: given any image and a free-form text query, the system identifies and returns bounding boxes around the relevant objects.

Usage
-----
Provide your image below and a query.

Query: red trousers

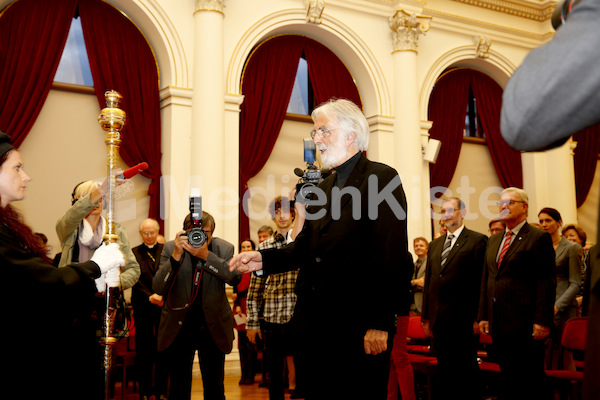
[387,315,415,400]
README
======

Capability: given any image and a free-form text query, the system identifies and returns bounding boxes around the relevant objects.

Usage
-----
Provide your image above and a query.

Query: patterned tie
[497,231,512,267]
[440,233,454,267]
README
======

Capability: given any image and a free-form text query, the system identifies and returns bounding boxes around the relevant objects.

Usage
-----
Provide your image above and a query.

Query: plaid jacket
[246,232,299,329]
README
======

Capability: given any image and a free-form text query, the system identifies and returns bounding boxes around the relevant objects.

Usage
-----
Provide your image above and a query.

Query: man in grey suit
[478,187,556,400]
[154,211,241,400]
[422,197,488,400]
[410,236,428,314]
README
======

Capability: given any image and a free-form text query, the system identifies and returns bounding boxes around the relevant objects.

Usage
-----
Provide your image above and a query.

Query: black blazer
[153,237,241,353]
[422,227,488,329]
[262,153,411,336]
[478,223,556,336]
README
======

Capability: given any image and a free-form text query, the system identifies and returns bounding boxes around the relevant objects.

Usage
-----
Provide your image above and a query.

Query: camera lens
[188,227,207,247]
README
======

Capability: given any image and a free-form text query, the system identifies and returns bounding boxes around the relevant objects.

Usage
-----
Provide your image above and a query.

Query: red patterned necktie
[497,231,512,267]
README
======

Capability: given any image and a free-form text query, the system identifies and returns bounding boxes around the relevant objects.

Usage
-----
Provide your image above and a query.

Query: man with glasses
[229,98,411,400]
[421,197,488,400]
[154,211,241,400]
[478,187,556,400]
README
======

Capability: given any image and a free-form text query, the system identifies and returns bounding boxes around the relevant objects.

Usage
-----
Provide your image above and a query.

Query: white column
[191,0,226,229]
[521,139,578,225]
[159,86,193,239]
[389,10,432,246]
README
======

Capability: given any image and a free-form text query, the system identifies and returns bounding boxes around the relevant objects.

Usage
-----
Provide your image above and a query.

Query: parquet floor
[112,374,296,400]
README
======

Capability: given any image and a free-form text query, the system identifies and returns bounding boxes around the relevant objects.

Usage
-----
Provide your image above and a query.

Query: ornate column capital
[195,0,225,14]
[389,9,431,53]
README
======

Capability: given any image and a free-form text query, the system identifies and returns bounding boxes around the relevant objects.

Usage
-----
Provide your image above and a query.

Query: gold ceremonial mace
[97,90,126,399]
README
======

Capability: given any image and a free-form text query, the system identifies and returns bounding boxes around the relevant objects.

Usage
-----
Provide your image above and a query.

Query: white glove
[105,267,120,288]
[91,242,125,274]
[95,275,106,292]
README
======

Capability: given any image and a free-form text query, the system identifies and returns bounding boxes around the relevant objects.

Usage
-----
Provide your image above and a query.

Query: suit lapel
[440,229,468,272]
[555,238,567,260]
[497,223,530,274]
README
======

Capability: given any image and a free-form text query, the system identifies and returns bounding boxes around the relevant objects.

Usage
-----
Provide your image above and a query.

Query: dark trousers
[432,320,480,400]
[263,321,297,400]
[237,329,257,382]
[493,330,552,400]
[135,306,168,397]
[299,327,391,400]
[165,324,225,400]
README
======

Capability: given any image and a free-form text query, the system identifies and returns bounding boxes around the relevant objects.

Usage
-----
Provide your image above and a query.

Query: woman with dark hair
[0,132,124,398]
[538,207,582,370]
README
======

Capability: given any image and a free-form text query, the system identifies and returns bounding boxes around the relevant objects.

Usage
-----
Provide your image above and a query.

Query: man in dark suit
[422,197,488,400]
[132,218,168,400]
[153,211,241,400]
[229,98,411,400]
[478,187,556,400]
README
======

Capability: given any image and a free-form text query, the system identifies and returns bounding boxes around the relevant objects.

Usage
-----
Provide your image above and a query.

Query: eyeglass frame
[310,126,337,139]
[496,200,525,207]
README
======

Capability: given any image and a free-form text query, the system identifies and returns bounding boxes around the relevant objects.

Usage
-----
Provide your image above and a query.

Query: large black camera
[187,189,207,247]
[294,138,328,204]
[552,0,581,30]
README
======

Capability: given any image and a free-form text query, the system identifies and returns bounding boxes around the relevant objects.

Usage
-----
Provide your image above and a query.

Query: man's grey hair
[502,187,529,204]
[502,187,529,216]
[311,98,369,151]
[139,218,160,231]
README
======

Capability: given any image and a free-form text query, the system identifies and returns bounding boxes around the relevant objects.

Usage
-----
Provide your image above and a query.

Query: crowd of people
[3,71,598,400]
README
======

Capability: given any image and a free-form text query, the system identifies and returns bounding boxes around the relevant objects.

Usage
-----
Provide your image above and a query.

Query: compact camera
[294,138,327,204]
[186,189,207,247]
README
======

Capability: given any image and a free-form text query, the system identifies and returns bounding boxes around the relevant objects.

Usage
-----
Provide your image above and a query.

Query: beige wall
[246,118,311,245]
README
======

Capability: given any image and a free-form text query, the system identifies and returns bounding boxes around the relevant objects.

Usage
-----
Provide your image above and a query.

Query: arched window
[428,68,522,191]
[54,17,93,87]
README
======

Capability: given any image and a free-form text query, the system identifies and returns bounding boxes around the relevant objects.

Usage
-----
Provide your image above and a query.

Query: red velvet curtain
[79,0,163,229]
[573,125,600,207]
[0,0,77,146]
[304,40,362,108]
[471,72,523,188]
[428,68,522,195]
[427,69,470,194]
[238,35,362,241]
[239,35,306,241]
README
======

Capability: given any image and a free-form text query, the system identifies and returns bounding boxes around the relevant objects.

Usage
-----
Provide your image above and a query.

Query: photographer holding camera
[499,1,600,399]
[153,205,242,400]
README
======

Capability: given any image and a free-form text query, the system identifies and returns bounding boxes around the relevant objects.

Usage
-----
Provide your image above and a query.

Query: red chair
[545,317,587,400]
[406,316,436,400]
[406,315,433,355]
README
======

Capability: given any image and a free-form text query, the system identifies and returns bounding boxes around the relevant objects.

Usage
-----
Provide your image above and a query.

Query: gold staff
[97,90,126,399]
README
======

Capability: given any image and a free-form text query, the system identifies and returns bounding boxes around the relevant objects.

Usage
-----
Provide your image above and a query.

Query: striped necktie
[440,234,454,267]
[497,231,512,267]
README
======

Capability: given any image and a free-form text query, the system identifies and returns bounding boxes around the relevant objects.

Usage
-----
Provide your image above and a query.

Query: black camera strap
[166,261,203,311]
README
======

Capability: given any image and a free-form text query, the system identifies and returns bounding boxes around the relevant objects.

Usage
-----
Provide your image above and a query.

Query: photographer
[500,1,600,399]
[153,210,242,400]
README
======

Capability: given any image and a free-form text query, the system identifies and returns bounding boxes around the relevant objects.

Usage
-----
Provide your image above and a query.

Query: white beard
[317,135,347,167]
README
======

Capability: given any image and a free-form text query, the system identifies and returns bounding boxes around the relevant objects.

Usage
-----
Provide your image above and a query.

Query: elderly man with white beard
[230,99,412,400]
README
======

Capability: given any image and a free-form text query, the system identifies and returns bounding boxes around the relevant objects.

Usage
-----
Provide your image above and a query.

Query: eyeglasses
[496,200,525,207]
[310,126,337,139]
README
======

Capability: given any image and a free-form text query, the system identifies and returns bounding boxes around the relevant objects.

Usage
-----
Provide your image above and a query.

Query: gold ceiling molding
[452,0,556,21]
